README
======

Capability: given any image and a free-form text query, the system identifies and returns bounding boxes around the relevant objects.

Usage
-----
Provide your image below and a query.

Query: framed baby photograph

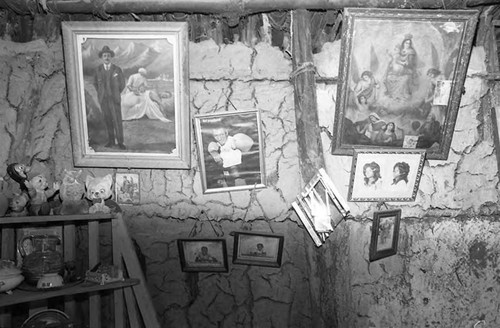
[348,149,426,202]
[115,172,140,205]
[194,110,266,194]
[369,209,401,262]
[331,8,478,160]
[62,21,190,169]
[232,231,284,268]
[177,239,228,272]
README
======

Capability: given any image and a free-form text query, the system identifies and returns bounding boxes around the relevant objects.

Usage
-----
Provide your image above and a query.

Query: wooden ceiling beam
[0,0,497,16]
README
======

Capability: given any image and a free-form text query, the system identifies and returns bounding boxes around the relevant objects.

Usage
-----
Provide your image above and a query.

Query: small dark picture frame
[177,239,228,272]
[232,231,284,268]
[369,209,401,262]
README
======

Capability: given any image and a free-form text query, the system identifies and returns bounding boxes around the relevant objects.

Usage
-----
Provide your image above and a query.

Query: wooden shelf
[0,213,161,328]
[0,213,114,225]
[0,279,139,308]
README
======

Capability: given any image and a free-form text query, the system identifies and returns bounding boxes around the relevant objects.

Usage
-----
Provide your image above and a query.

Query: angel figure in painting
[353,70,379,106]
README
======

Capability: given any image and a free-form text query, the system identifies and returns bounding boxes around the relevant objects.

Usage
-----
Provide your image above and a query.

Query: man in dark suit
[93,45,126,149]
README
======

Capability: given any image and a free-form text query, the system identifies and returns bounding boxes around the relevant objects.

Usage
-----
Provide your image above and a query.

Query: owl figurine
[59,169,88,215]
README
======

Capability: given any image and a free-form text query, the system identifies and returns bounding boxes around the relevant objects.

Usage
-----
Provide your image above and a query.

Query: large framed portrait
[348,149,426,202]
[369,209,401,262]
[62,21,190,169]
[194,110,266,194]
[331,8,479,160]
[177,239,228,272]
[232,231,284,268]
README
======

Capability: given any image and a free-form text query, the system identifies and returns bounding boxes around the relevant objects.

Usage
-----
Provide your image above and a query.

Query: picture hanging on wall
[62,21,191,169]
[348,149,426,202]
[115,172,140,205]
[291,168,351,247]
[369,209,401,262]
[194,110,266,194]
[177,239,228,272]
[331,8,479,160]
[232,231,284,268]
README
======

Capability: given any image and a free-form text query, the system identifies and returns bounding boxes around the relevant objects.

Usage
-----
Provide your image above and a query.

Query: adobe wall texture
[0,21,499,328]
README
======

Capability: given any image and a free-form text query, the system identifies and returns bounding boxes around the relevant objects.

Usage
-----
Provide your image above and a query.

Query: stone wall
[1,14,499,328]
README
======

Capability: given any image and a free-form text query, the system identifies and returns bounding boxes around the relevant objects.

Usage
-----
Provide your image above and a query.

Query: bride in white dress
[121,83,171,123]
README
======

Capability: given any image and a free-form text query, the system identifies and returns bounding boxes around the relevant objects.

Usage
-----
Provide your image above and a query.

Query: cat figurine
[59,169,88,215]
[85,174,121,214]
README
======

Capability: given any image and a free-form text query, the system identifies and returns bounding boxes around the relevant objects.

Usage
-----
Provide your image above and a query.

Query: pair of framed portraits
[177,231,284,272]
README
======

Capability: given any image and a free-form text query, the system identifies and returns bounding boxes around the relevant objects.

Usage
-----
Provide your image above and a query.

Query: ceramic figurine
[59,169,88,215]
[25,161,60,216]
[6,162,31,193]
[9,192,29,217]
[85,174,121,214]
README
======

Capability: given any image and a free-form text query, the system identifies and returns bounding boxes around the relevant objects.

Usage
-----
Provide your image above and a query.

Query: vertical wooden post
[291,9,325,183]
[291,10,326,328]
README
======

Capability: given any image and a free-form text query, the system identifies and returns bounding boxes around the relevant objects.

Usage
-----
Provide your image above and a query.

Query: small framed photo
[177,239,228,272]
[292,168,351,247]
[348,149,426,202]
[369,209,401,262]
[194,110,266,194]
[232,231,284,268]
[115,173,140,205]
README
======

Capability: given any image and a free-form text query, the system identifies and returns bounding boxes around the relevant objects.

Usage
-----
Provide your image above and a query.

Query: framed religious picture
[177,239,228,272]
[115,172,140,205]
[291,168,351,247]
[369,209,401,262]
[232,231,284,268]
[348,149,426,202]
[194,110,266,194]
[62,21,190,169]
[331,8,479,160]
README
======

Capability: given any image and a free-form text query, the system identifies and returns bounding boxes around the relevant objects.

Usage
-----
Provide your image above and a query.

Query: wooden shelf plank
[0,214,115,225]
[0,279,139,307]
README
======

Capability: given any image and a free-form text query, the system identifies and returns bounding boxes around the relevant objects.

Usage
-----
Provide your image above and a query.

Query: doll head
[9,192,29,214]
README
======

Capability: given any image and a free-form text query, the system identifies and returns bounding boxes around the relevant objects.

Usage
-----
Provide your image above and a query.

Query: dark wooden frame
[331,8,479,160]
[369,209,401,262]
[232,231,284,268]
[177,239,228,272]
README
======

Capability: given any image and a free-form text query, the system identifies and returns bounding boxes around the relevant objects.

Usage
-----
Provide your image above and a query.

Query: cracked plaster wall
[314,42,500,327]
[0,36,316,328]
[1,22,500,328]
